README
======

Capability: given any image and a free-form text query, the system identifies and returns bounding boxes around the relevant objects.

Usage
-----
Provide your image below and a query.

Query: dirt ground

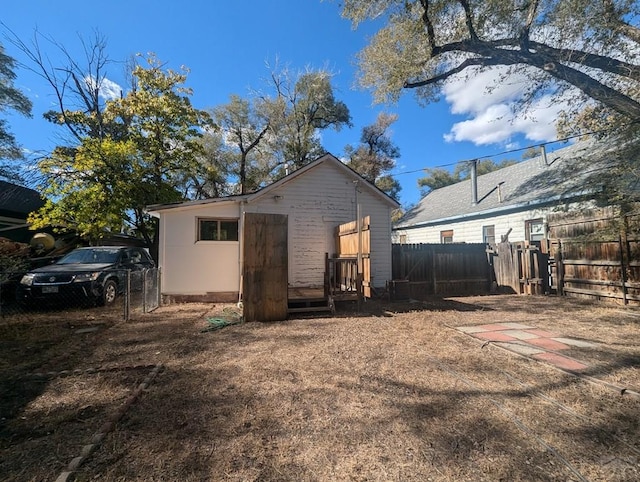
[0,294,638,481]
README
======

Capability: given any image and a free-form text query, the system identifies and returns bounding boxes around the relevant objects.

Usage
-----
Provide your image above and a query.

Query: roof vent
[470,160,478,205]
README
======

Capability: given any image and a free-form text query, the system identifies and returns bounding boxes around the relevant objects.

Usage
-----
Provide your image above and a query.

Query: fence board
[392,243,490,298]
[547,206,640,305]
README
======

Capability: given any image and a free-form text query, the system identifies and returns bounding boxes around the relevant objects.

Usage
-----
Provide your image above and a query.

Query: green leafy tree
[341,0,640,119]
[206,95,272,194]
[29,54,211,259]
[417,168,460,195]
[199,66,353,194]
[0,43,32,181]
[187,131,232,199]
[454,158,517,179]
[266,67,352,170]
[345,112,401,200]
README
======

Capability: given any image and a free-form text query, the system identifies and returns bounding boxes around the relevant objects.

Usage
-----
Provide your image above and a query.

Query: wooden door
[243,213,288,322]
[335,216,371,298]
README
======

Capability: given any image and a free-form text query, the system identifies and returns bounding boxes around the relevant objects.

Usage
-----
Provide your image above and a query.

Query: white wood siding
[246,161,393,288]
[159,202,241,295]
[393,207,553,244]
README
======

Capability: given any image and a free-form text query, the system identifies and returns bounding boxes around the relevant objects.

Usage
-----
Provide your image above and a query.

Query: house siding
[393,206,555,244]
[159,202,241,297]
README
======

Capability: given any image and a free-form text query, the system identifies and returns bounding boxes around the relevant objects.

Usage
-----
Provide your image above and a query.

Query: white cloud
[442,66,566,146]
[84,76,122,100]
[98,78,122,100]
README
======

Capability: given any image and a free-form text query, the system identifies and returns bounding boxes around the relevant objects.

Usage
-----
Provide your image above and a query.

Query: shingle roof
[0,181,44,218]
[395,142,593,229]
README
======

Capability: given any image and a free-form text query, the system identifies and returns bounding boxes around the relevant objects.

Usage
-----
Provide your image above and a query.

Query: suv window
[128,248,152,265]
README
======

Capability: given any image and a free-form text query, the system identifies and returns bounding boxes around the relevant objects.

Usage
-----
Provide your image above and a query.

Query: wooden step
[287,306,332,313]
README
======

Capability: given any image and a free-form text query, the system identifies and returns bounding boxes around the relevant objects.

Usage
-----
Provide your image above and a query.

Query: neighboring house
[147,154,400,303]
[393,142,593,244]
[0,181,44,244]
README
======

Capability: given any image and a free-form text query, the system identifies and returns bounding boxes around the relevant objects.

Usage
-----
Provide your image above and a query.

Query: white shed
[147,154,399,306]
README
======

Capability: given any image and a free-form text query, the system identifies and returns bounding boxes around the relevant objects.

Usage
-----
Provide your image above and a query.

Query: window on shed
[482,225,495,244]
[525,218,545,242]
[440,230,453,244]
[198,218,239,241]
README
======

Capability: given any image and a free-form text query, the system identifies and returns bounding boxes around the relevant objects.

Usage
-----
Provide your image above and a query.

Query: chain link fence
[0,268,160,323]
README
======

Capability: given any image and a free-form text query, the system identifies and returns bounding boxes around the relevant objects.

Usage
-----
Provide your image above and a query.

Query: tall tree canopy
[0,43,32,180]
[28,54,210,259]
[345,112,402,200]
[196,67,352,197]
[266,68,352,170]
[207,94,271,194]
[341,0,640,120]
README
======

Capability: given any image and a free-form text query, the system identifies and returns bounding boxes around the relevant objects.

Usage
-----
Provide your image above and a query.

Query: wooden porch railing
[325,255,361,301]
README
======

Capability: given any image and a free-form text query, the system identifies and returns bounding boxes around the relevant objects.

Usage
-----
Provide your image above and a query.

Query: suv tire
[101,280,118,306]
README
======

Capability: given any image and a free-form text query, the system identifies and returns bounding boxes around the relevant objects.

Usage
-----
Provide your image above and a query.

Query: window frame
[440,229,454,244]
[197,217,239,242]
[482,225,496,244]
[525,218,545,242]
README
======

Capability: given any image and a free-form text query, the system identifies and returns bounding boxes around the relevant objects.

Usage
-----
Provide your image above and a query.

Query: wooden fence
[391,206,640,305]
[391,243,491,299]
[546,207,640,305]
[548,238,640,304]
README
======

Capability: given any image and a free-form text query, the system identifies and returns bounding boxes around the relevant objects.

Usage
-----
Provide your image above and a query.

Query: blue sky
[2,0,563,207]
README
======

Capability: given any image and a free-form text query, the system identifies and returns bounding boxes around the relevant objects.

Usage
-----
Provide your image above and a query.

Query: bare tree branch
[529,41,640,80]
[407,33,640,119]
[419,0,437,54]
[520,0,541,50]
[405,57,506,87]
[458,0,478,40]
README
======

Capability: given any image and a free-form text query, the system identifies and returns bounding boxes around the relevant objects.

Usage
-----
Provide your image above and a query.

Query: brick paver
[455,323,594,373]
[500,329,540,340]
[525,329,559,338]
[527,337,571,351]
[533,352,588,371]
[475,331,518,342]
[497,342,545,356]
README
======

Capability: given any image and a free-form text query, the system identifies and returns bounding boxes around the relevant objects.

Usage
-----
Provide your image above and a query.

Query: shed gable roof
[395,142,593,229]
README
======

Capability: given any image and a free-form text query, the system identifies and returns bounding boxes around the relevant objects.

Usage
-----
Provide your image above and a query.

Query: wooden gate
[490,241,548,294]
[326,216,371,300]
[242,213,288,322]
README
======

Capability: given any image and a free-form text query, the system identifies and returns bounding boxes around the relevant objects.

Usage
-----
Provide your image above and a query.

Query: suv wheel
[101,280,118,306]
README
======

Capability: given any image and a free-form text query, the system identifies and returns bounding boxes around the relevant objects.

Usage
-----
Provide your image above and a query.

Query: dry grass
[1,295,638,481]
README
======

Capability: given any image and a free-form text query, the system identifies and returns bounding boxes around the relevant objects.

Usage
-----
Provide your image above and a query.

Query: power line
[392,120,640,176]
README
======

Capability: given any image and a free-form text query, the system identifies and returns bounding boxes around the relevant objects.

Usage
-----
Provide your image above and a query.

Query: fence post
[124,270,131,321]
[142,268,148,313]
[619,234,629,305]
[556,240,564,296]
[432,247,437,295]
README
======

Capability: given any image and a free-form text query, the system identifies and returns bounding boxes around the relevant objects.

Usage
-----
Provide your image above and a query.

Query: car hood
[30,263,116,273]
